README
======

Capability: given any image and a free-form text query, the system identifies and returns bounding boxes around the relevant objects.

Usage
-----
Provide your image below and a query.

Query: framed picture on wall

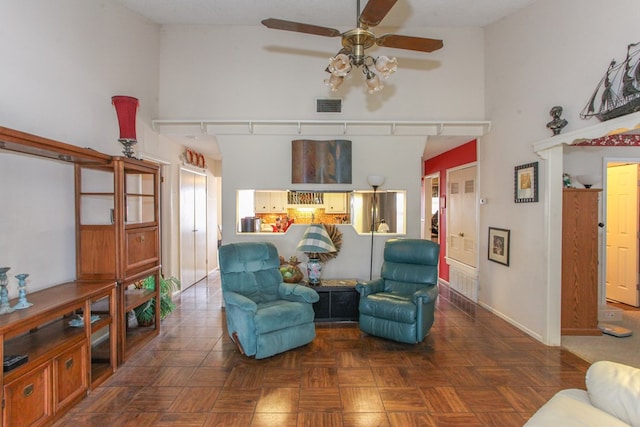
[488,227,510,266]
[514,162,539,203]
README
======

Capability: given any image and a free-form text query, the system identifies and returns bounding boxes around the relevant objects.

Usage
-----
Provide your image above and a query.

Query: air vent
[316,98,342,113]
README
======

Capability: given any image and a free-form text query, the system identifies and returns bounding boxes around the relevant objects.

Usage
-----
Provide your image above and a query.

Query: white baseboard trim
[477,301,546,344]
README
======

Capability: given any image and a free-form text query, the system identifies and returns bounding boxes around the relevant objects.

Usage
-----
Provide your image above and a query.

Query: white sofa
[525,361,640,426]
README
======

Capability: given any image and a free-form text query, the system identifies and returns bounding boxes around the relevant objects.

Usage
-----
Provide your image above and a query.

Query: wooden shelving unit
[75,157,161,365]
[0,125,161,424]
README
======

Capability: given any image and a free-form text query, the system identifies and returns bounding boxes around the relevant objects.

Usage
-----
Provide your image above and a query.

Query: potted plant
[134,274,181,326]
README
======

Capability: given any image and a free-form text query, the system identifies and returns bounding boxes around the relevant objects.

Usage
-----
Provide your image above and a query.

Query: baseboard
[477,301,545,343]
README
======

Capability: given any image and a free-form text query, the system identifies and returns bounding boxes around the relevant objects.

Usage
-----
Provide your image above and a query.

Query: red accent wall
[424,140,477,282]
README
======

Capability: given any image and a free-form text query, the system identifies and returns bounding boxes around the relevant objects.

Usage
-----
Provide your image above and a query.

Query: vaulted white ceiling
[115,0,536,28]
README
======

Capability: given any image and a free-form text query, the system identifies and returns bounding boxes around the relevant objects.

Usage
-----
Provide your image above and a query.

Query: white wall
[482,0,640,343]
[217,134,425,279]
[158,25,485,120]
[157,24,488,280]
[0,0,166,295]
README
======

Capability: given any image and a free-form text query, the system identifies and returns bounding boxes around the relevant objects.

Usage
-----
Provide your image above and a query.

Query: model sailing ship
[581,42,640,121]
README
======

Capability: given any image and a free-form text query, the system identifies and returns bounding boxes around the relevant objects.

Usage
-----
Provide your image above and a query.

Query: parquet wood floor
[53,272,591,426]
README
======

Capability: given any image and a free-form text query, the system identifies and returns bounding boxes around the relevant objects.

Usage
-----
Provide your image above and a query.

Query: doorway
[423,174,439,242]
[605,161,640,307]
[447,164,477,268]
[180,169,208,288]
[444,163,479,302]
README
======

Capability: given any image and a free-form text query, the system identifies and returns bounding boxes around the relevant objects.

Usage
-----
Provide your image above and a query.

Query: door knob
[459,232,465,237]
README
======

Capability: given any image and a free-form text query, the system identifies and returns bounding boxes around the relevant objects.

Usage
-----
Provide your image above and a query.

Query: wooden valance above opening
[572,133,640,146]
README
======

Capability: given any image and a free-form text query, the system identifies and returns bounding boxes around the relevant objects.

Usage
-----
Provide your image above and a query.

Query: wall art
[488,227,510,266]
[514,162,538,203]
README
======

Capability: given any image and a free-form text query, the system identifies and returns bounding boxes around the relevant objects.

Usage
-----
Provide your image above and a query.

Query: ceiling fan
[261,0,443,93]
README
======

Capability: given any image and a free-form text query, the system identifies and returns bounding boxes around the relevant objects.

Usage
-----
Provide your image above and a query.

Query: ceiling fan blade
[261,18,341,37]
[376,34,443,53]
[359,0,398,27]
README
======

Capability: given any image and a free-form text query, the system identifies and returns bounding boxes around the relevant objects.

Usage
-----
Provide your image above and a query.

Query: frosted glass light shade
[367,175,385,187]
[576,174,601,188]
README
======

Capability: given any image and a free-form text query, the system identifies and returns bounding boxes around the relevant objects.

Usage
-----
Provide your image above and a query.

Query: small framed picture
[488,227,510,266]
[514,162,539,203]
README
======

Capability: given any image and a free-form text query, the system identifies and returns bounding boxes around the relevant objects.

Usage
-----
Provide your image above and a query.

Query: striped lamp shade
[296,224,337,254]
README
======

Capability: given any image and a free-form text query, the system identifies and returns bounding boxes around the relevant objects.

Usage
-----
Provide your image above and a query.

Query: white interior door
[193,173,207,283]
[180,169,208,288]
[180,171,196,288]
[447,165,477,267]
[606,163,639,306]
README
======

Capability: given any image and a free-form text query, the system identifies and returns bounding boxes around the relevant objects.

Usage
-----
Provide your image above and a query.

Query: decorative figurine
[0,267,14,314]
[13,274,33,309]
[563,173,572,188]
[546,105,568,135]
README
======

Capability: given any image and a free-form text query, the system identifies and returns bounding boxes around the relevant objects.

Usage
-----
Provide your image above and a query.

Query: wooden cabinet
[561,189,602,335]
[76,158,161,364]
[310,280,359,321]
[0,281,116,427]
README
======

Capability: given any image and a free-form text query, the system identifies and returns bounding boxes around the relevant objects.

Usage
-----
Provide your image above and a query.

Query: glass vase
[0,267,14,314]
[13,273,32,309]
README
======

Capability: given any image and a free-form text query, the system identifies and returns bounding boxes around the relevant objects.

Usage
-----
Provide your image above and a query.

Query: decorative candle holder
[0,267,14,315]
[13,273,33,310]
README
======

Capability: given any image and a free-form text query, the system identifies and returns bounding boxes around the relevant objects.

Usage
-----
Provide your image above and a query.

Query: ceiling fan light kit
[262,0,442,94]
[326,52,396,94]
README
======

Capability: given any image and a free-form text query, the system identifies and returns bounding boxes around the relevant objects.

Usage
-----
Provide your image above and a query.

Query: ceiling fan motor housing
[342,28,376,65]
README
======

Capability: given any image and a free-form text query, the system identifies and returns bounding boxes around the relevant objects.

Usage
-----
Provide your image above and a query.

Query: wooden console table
[309,279,360,322]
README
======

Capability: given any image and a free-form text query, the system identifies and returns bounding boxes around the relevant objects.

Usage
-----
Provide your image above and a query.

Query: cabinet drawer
[125,227,159,274]
[54,342,88,411]
[3,362,52,427]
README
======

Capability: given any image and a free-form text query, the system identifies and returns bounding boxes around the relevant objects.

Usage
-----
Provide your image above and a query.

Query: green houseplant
[134,274,181,326]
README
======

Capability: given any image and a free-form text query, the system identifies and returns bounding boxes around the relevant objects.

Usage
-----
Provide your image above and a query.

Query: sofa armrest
[279,282,320,304]
[586,360,640,426]
[356,278,385,297]
[524,389,630,427]
[223,291,258,313]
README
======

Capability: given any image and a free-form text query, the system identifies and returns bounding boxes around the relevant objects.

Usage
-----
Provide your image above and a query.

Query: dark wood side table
[306,279,360,321]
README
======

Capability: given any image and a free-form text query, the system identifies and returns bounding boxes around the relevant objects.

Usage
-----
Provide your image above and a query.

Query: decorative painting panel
[292,140,352,184]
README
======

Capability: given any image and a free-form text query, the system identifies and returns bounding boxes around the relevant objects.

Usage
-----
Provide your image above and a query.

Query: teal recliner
[219,242,319,359]
[356,238,440,344]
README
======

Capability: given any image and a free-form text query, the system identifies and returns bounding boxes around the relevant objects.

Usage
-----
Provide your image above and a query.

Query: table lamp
[296,224,337,285]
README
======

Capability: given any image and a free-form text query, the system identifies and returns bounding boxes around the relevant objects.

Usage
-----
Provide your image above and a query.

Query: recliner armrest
[279,282,320,303]
[223,290,258,313]
[356,278,385,297]
[413,285,438,304]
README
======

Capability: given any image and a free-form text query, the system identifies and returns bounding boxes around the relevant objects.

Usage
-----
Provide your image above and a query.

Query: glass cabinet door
[124,170,156,224]
[78,168,114,225]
